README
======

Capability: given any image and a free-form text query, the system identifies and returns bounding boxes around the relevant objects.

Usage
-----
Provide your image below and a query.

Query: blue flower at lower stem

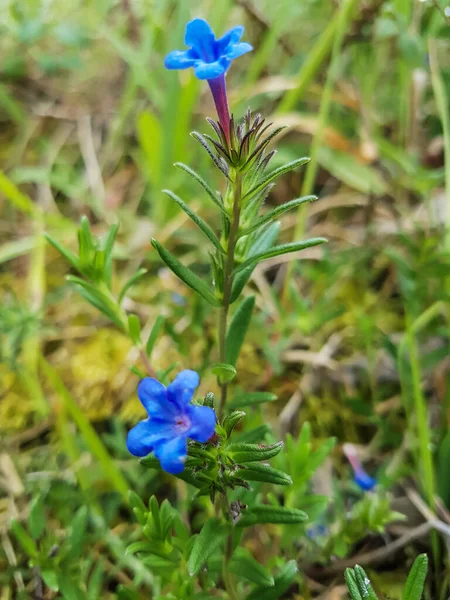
[164,18,252,80]
[126,370,216,474]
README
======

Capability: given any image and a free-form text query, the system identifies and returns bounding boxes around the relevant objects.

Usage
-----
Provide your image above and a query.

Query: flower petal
[186,405,216,443]
[126,419,174,457]
[137,378,175,418]
[194,60,228,80]
[217,25,244,53]
[164,49,197,70]
[154,436,187,474]
[184,19,216,48]
[184,19,217,62]
[166,369,200,409]
[354,472,376,491]
[225,42,253,61]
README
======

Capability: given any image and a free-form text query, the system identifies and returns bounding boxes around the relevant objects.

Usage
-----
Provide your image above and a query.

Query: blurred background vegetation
[1,0,450,597]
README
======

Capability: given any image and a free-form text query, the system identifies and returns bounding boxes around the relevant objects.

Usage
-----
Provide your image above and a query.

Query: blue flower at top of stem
[126,370,216,474]
[164,18,252,80]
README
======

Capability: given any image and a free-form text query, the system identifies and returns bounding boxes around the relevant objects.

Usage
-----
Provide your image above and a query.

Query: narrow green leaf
[101,222,119,257]
[151,239,220,306]
[354,566,378,600]
[127,314,141,345]
[191,131,230,179]
[66,276,125,329]
[236,463,292,486]
[228,442,284,463]
[212,362,237,383]
[118,268,147,304]
[230,549,274,587]
[245,560,298,600]
[230,223,280,304]
[174,162,228,216]
[163,189,225,253]
[235,238,327,274]
[230,264,256,304]
[44,233,80,271]
[223,410,246,437]
[235,424,271,444]
[345,569,363,600]
[126,541,156,556]
[243,158,310,202]
[402,554,428,600]
[10,519,38,558]
[146,315,165,358]
[226,296,255,366]
[67,506,89,559]
[41,570,59,591]
[187,518,228,576]
[28,494,45,540]
[248,222,280,257]
[238,505,307,527]
[242,195,317,235]
[229,392,277,409]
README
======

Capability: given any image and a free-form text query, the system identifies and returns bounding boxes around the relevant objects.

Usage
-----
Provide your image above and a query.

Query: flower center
[175,415,191,433]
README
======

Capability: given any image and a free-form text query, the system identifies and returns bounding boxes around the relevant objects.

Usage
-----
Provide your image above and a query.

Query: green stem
[218,175,242,420]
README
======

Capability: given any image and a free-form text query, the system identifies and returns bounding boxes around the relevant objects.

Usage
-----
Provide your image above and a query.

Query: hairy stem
[218,174,242,420]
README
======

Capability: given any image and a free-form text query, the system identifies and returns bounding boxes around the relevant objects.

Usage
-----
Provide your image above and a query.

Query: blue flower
[127,370,216,474]
[343,443,377,493]
[354,471,377,492]
[164,18,252,81]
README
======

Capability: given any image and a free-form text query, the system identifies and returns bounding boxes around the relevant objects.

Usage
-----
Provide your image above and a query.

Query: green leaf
[226,296,255,366]
[44,233,80,271]
[146,315,165,358]
[139,455,161,469]
[67,506,88,559]
[242,195,317,235]
[191,132,230,179]
[228,442,284,463]
[345,569,363,600]
[354,566,378,600]
[101,222,119,258]
[229,392,277,409]
[238,505,307,527]
[230,223,280,303]
[243,157,310,202]
[235,424,271,444]
[187,518,228,576]
[163,190,225,254]
[236,463,292,486]
[126,541,156,556]
[151,239,220,306]
[223,410,246,437]
[245,560,298,600]
[235,238,327,274]
[230,549,274,587]
[66,277,125,329]
[212,362,237,383]
[230,264,256,304]
[248,222,280,257]
[10,519,38,558]
[127,314,141,345]
[58,577,84,600]
[174,162,228,216]
[402,554,428,600]
[128,490,148,526]
[41,570,59,591]
[118,268,147,304]
[28,494,45,540]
